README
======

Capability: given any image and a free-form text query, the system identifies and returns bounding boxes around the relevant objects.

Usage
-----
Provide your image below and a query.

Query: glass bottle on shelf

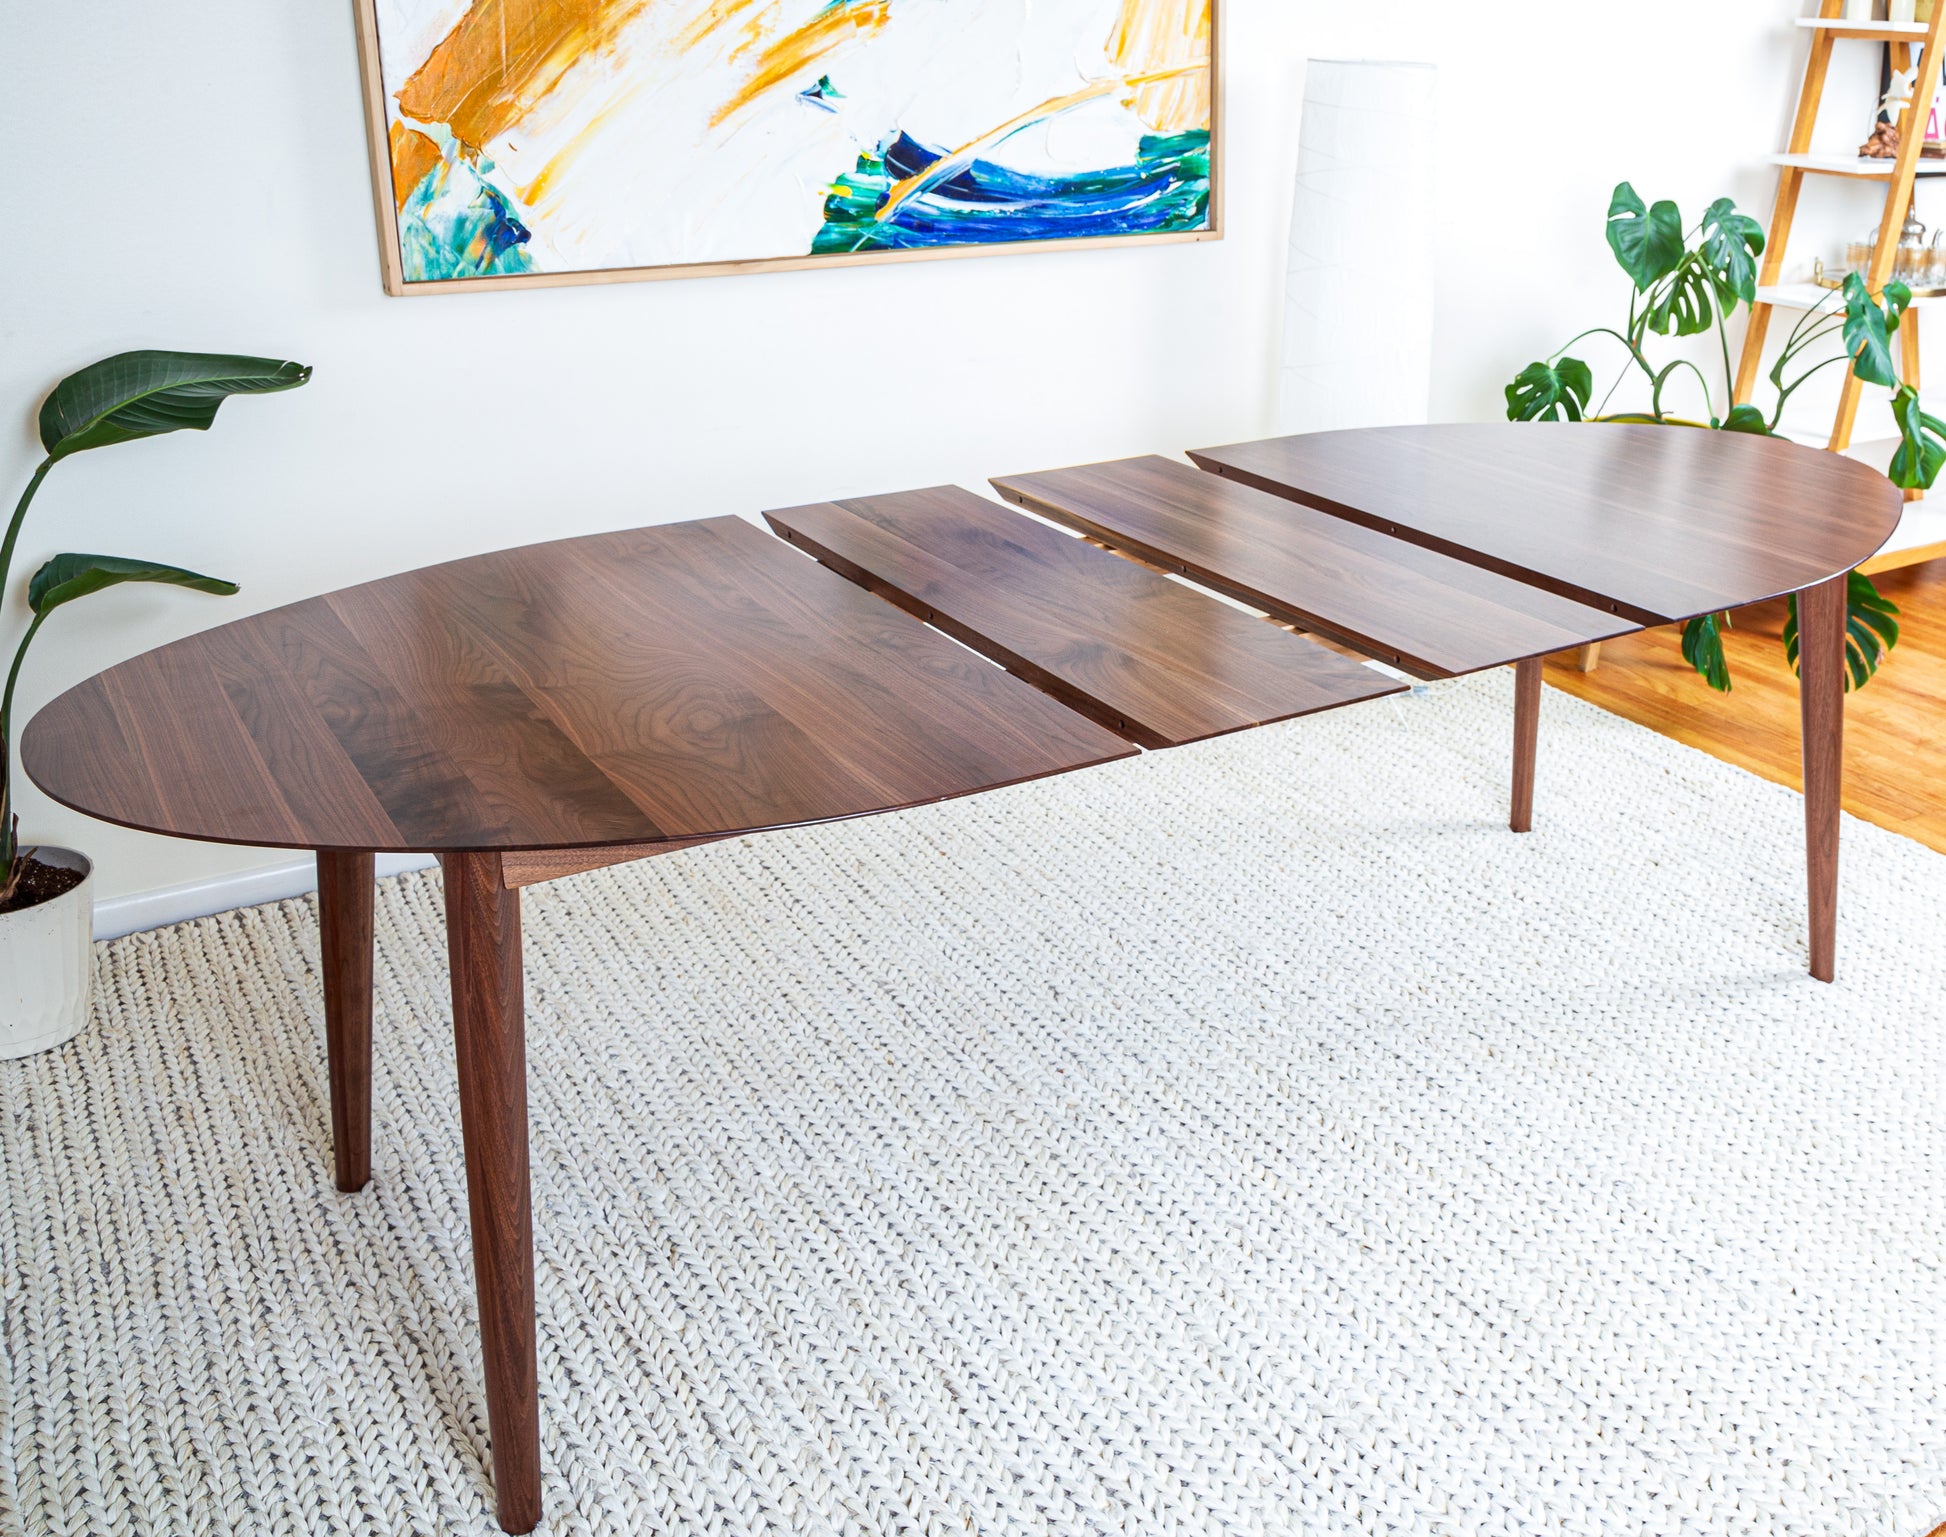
[1896,205,1929,286]
[1848,226,1880,280]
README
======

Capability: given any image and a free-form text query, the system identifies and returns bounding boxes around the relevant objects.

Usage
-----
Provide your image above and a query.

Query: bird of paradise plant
[1,351,311,908]
[1506,183,1932,693]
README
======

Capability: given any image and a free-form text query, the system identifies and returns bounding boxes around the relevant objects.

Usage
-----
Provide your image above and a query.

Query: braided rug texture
[3,671,1944,1537]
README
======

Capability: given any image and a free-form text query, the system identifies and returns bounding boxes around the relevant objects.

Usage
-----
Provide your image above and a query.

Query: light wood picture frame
[351,0,1221,297]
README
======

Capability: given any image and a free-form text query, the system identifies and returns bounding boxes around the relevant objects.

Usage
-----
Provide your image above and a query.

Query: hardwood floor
[1543,560,1946,854]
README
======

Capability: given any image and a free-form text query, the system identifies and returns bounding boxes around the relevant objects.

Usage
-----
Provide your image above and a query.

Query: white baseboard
[93,854,439,941]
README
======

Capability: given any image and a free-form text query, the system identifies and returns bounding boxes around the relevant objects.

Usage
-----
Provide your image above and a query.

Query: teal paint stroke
[815,130,1210,254]
[396,128,536,283]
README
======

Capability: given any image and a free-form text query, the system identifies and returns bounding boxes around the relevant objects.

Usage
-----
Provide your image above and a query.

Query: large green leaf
[1890,384,1946,489]
[1721,404,1773,435]
[1681,610,1733,693]
[1505,357,1594,422]
[1784,571,1901,691]
[37,350,311,461]
[1884,279,1914,331]
[27,553,238,618]
[1646,254,1715,337]
[1698,197,1765,307]
[1842,273,1899,387]
[1606,183,1686,292]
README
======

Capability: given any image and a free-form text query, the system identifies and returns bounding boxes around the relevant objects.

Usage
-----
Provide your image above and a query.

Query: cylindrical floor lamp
[1279,60,1438,435]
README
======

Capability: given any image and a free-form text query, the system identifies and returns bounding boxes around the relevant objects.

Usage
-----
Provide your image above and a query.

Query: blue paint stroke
[813,130,1210,253]
[397,148,535,283]
[800,74,844,111]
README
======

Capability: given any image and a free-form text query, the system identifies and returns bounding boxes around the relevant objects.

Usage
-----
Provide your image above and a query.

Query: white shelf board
[1756,282,1946,310]
[1795,16,1930,35]
[1770,152,1946,177]
[1772,425,1891,454]
[1880,495,1946,558]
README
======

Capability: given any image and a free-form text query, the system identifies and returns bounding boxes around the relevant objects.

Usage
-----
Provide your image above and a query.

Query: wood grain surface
[991,456,1635,678]
[1794,575,1848,983]
[1188,424,1903,624]
[318,850,375,1193]
[444,851,541,1532]
[22,517,1136,855]
[765,485,1405,748]
[1510,658,1542,834]
[496,838,728,890]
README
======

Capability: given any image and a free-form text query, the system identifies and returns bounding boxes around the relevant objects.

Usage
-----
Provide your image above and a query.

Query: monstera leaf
[1699,197,1765,307]
[1646,255,1716,337]
[26,554,237,618]
[1606,183,1686,292]
[1842,274,1904,388]
[1506,358,1594,422]
[1722,404,1772,435]
[1681,611,1734,693]
[37,351,311,461]
[1783,571,1902,691]
[1890,384,1946,490]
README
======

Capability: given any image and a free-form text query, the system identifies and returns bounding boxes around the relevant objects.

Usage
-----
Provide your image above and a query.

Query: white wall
[0,0,1912,915]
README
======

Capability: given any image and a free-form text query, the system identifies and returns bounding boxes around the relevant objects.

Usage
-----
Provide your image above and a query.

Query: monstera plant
[1,351,312,910]
[1507,183,1927,693]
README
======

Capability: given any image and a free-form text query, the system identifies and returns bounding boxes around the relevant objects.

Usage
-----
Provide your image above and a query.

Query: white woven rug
[4,672,1944,1537]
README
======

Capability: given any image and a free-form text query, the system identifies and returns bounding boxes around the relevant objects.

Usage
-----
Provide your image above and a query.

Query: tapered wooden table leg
[444,852,541,1534]
[1510,657,1542,834]
[318,851,375,1193]
[1797,576,1846,983]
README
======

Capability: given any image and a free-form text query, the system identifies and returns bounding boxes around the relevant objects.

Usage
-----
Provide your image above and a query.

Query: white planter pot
[0,847,94,1060]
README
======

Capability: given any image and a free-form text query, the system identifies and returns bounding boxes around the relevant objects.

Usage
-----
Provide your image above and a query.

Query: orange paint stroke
[519,83,647,210]
[518,0,782,208]
[870,62,1208,226]
[1107,0,1212,135]
[727,4,782,65]
[397,0,653,152]
[710,0,891,129]
[388,121,443,211]
[673,0,775,57]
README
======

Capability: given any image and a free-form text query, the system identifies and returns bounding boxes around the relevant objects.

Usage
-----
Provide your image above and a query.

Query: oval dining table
[21,424,1902,1531]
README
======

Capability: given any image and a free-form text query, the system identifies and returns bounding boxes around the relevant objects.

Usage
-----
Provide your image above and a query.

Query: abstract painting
[352,0,1217,292]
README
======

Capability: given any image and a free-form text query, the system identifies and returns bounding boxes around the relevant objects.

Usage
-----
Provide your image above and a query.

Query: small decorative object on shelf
[1896,203,1931,282]
[1862,119,1902,156]
[1844,0,1874,18]
[1894,0,1918,23]
[1865,65,1919,155]
[1847,225,1881,278]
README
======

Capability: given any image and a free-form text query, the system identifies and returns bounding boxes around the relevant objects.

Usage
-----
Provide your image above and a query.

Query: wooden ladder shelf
[1737,1,1946,569]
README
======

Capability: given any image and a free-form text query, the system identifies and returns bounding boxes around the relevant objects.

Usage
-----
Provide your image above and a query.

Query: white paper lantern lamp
[1279,60,1438,435]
